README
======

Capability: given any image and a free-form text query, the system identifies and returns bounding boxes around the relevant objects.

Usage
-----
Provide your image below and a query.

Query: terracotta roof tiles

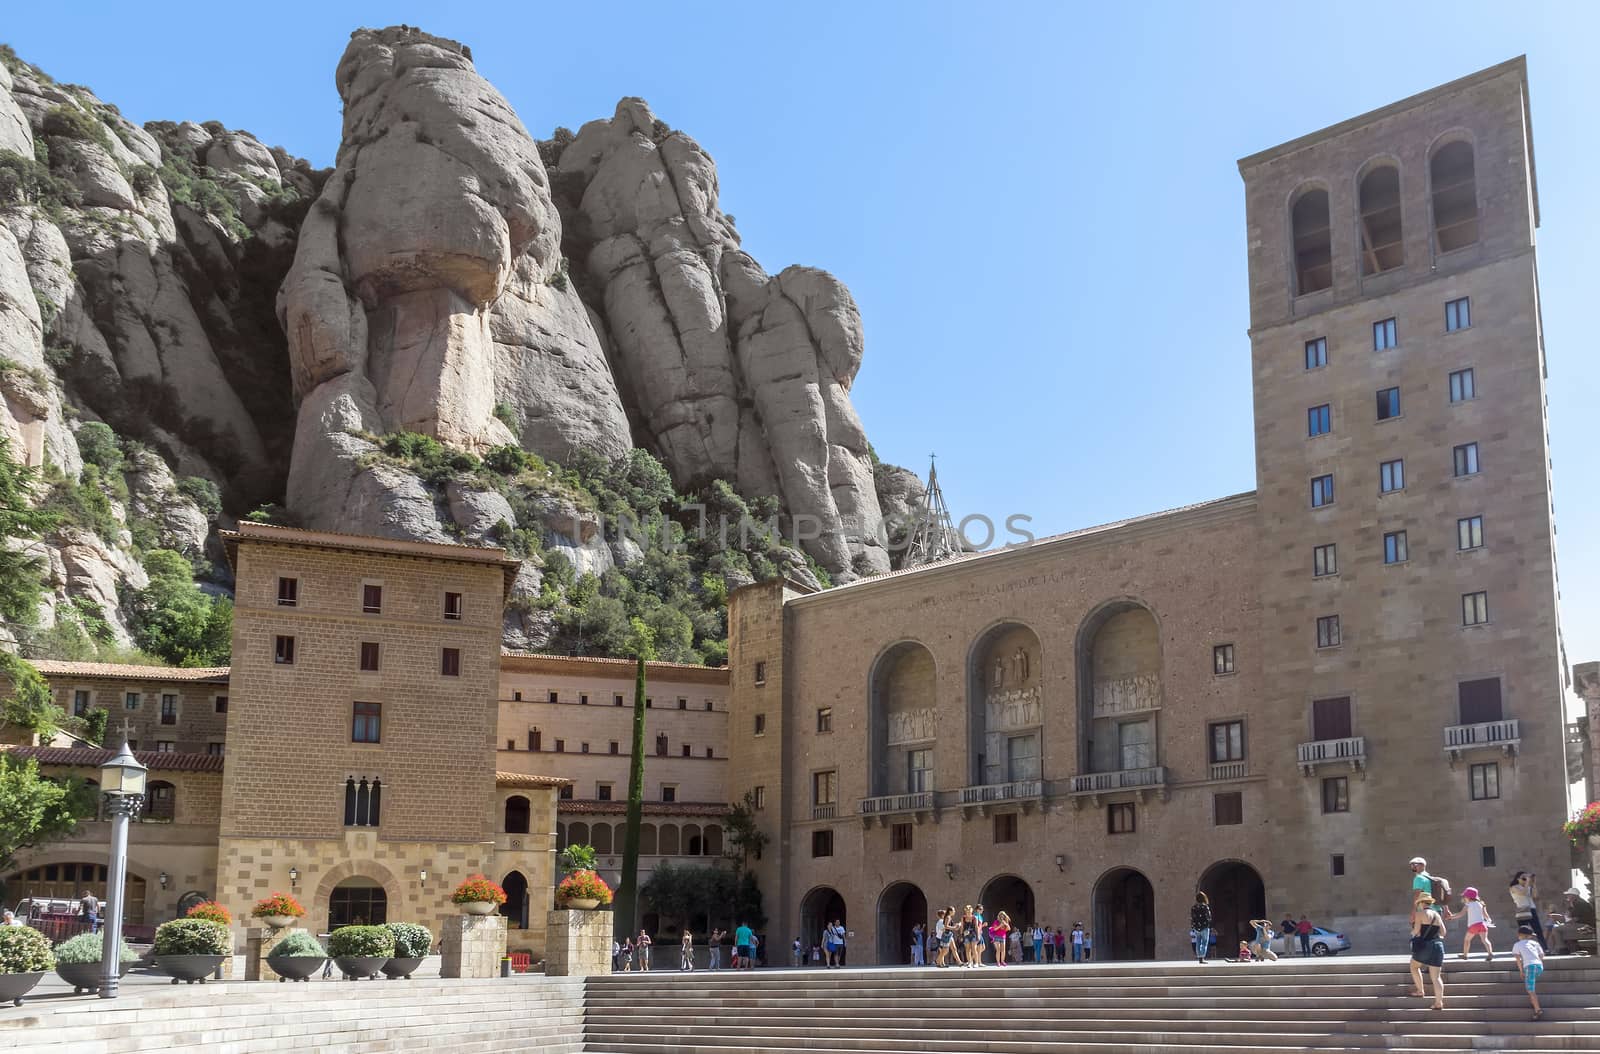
[4,746,225,772]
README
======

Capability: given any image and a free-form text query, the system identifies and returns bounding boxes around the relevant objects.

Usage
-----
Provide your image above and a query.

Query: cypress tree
[613,619,655,938]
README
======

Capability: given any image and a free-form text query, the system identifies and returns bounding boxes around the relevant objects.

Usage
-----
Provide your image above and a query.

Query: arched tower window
[1291,188,1332,294]
[504,795,530,834]
[1358,164,1404,275]
[1431,141,1478,252]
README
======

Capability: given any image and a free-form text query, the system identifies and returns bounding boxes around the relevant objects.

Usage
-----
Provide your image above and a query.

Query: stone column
[440,914,508,978]
[245,926,299,981]
[544,909,613,976]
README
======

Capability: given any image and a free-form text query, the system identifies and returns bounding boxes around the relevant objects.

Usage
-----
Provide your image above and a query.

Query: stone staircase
[0,974,585,1053]
[583,956,1600,1053]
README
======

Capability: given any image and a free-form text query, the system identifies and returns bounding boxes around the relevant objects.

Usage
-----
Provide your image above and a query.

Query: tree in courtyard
[611,618,655,938]
[0,436,56,628]
[0,753,97,873]
[724,789,769,873]
[0,653,63,741]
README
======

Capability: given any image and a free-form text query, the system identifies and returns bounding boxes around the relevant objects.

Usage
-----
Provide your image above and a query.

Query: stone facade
[440,913,508,978]
[543,907,614,976]
[32,663,230,756]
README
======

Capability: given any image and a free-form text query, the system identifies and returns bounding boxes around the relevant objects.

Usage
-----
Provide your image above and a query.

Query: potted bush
[185,900,233,926]
[250,892,306,930]
[264,929,327,982]
[53,931,138,993]
[381,922,432,979]
[1564,801,1600,849]
[328,924,394,980]
[153,917,230,984]
[0,926,53,1006]
[452,874,506,916]
[556,869,613,911]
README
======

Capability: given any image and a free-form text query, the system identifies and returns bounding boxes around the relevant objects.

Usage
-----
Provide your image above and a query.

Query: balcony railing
[1209,761,1247,781]
[811,803,837,821]
[1444,719,1520,760]
[956,779,1043,806]
[1067,766,1166,795]
[1297,736,1366,774]
[859,791,935,816]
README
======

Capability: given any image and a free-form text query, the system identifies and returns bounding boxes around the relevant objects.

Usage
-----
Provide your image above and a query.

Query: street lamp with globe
[98,736,147,999]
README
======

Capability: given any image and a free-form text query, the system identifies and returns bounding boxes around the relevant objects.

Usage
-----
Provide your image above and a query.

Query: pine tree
[612,619,656,938]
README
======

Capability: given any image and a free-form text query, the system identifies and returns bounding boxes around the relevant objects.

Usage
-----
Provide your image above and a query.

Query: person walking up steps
[1443,888,1495,961]
[1512,924,1545,1021]
[1409,893,1448,1011]
[1191,892,1214,963]
[1409,857,1452,910]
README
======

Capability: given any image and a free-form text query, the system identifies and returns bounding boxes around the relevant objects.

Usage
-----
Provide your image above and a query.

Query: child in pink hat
[1443,886,1494,961]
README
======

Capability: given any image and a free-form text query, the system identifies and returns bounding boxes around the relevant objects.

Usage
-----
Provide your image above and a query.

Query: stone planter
[56,959,132,993]
[334,955,390,979]
[0,972,44,1007]
[459,900,498,916]
[257,914,298,929]
[380,955,424,979]
[267,955,327,981]
[565,898,601,910]
[155,954,226,984]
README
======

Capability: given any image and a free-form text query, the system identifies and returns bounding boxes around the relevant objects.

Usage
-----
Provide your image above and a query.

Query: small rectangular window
[1469,761,1500,800]
[609,741,619,755]
[890,822,913,852]
[580,694,588,706]
[614,694,624,706]
[1209,720,1244,763]
[362,583,382,614]
[705,700,714,711]
[359,641,380,672]
[1311,474,1334,508]
[662,785,677,803]
[812,829,834,858]
[1449,368,1475,403]
[159,694,177,725]
[1212,644,1235,675]
[1481,846,1496,868]
[1458,678,1503,725]
[70,689,90,716]
[645,698,653,709]
[443,591,464,620]
[1376,387,1401,420]
[817,707,833,733]
[1213,792,1243,826]
[1108,803,1136,834]
[206,742,225,757]
[124,692,140,711]
[277,577,298,606]
[705,746,714,758]
[559,785,573,800]
[554,738,565,753]
[441,648,461,676]
[1383,530,1408,564]
[581,742,590,754]
[214,695,227,714]
[681,744,691,757]
[754,714,766,736]
[754,661,767,685]
[677,697,688,710]
[156,741,175,753]
[752,786,766,810]
[1373,317,1398,350]
[993,812,1019,843]
[1458,515,1484,550]
[1304,337,1328,370]
[274,635,296,665]
[1322,776,1349,813]
[1462,591,1489,626]
[597,783,612,801]
[1453,442,1480,477]
[1313,543,1337,577]
[1379,459,1404,493]
[812,770,838,806]
[1445,297,1471,332]
[1312,696,1352,740]
[1331,854,1346,877]
[352,701,381,744]
[1307,404,1331,437]
[547,691,559,704]
[1316,615,1341,649]
[529,729,541,751]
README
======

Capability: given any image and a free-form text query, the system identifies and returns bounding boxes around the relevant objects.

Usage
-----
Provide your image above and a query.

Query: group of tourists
[1405,857,1551,1019]
[1185,893,1315,964]
[613,922,761,972]
[920,905,1090,967]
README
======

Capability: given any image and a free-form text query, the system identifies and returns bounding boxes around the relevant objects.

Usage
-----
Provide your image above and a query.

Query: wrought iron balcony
[1443,719,1519,763]
[858,791,936,827]
[1297,736,1366,775]
[1209,761,1248,781]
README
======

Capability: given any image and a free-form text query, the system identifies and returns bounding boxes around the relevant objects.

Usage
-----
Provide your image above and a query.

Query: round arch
[799,885,846,960]
[979,873,1036,932]
[500,870,529,929]
[1074,599,1163,774]
[1092,866,1155,961]
[1287,181,1333,296]
[965,620,1044,786]
[659,823,680,856]
[1355,156,1405,275]
[1427,134,1479,253]
[312,859,401,933]
[868,639,939,797]
[876,881,927,965]
[1198,859,1265,953]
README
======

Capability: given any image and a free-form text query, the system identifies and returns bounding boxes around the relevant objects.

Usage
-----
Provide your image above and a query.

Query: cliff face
[0,24,910,651]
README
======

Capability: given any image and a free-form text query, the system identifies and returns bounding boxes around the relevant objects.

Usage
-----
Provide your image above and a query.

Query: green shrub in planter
[327,925,394,958]
[384,923,432,959]
[0,927,54,973]
[153,918,231,956]
[54,932,138,964]
[266,930,326,958]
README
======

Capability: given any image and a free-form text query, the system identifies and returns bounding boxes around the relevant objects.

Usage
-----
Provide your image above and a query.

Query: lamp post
[98,737,147,999]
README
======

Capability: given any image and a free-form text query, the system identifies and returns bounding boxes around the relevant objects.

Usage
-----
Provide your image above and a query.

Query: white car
[1306,927,1350,955]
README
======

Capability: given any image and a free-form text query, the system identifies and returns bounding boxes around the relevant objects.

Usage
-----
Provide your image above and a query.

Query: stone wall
[440,913,507,978]
[544,907,613,976]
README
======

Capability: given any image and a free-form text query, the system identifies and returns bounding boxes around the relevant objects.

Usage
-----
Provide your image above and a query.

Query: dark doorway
[979,874,1036,930]
[800,886,846,962]
[1198,860,1265,952]
[1093,867,1154,960]
[501,870,529,929]
[876,882,927,965]
[329,879,388,927]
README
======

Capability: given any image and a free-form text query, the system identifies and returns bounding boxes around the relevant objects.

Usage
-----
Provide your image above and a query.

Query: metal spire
[902,454,963,568]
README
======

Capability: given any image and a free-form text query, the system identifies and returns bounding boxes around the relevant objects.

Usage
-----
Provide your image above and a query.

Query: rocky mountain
[0,26,917,658]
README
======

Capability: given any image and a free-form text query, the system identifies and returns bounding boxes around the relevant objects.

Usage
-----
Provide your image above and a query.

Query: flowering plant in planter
[556,869,613,906]
[451,874,507,906]
[1563,801,1600,847]
[185,900,233,926]
[250,893,306,920]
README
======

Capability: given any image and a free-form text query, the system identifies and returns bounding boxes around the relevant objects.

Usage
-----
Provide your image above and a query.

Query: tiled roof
[3,746,226,772]
[495,771,570,788]
[220,522,523,597]
[558,799,730,818]
[28,660,230,683]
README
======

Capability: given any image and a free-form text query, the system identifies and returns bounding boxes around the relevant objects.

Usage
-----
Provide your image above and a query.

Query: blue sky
[6,2,1596,665]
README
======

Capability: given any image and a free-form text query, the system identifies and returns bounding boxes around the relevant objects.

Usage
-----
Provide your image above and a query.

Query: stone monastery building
[2,59,1583,962]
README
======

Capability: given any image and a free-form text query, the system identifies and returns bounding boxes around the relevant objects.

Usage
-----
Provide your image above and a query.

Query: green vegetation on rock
[126,550,232,668]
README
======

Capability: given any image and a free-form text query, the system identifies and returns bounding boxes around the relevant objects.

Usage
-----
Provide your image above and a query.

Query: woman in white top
[1507,872,1547,950]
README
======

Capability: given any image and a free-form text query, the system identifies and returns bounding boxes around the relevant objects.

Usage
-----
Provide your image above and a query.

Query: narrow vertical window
[1312,543,1337,577]
[1457,515,1484,551]
[1431,141,1478,252]
[1291,188,1333,294]
[362,583,382,614]
[1469,762,1500,800]
[274,635,296,665]
[277,577,298,606]
[1373,317,1398,351]
[359,642,380,672]
[1461,591,1489,626]
[1307,404,1331,437]
[1383,530,1408,564]
[1322,776,1350,813]
[1453,442,1480,477]
[1449,368,1475,403]
[72,689,90,716]
[1212,644,1235,675]
[754,661,767,685]
[1316,615,1341,648]
[1304,337,1328,370]
[1358,165,1404,274]
[352,701,381,743]
[441,648,461,676]
[443,592,464,620]
[1445,297,1471,332]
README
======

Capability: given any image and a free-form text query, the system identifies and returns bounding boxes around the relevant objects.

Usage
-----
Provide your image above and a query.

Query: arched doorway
[1198,860,1265,953]
[966,624,1043,786]
[979,874,1036,931]
[876,882,927,965]
[5,863,147,925]
[501,871,529,929]
[329,877,388,927]
[1093,867,1154,960]
[800,886,846,962]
